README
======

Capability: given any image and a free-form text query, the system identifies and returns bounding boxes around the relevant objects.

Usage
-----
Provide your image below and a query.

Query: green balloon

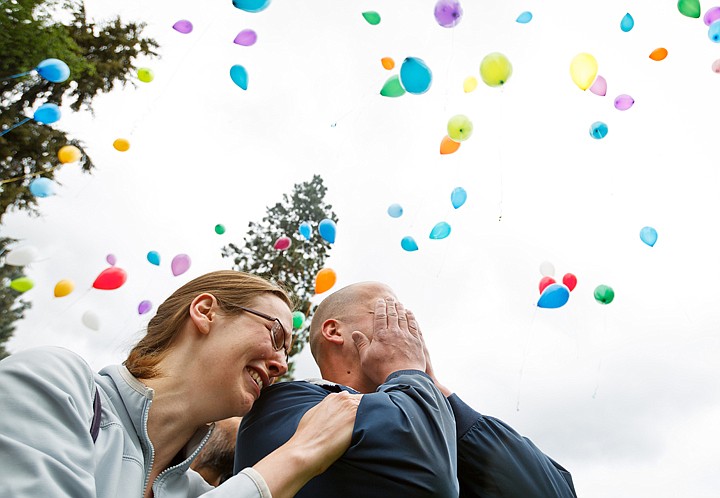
[380,75,406,97]
[10,277,34,293]
[593,284,615,305]
[447,114,473,141]
[292,311,305,329]
[214,224,226,235]
[677,0,701,18]
[479,52,512,87]
[362,11,381,25]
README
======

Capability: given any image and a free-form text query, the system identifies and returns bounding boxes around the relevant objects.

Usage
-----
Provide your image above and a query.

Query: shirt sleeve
[200,468,271,498]
[448,394,577,498]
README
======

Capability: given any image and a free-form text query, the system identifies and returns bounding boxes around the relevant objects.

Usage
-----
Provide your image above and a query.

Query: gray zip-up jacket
[0,346,271,497]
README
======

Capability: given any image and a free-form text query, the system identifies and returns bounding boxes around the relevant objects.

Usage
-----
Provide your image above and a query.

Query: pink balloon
[614,94,634,110]
[234,29,257,46]
[171,254,191,276]
[172,20,193,34]
[138,300,152,315]
[273,236,292,251]
[93,267,127,290]
[712,59,720,73]
[589,75,607,96]
[106,253,117,266]
[704,7,720,25]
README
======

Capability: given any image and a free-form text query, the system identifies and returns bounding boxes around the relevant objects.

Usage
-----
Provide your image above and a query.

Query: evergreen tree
[0,238,32,359]
[221,175,338,379]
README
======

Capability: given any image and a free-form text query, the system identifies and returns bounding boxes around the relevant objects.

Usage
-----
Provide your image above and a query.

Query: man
[190,417,241,486]
[234,295,459,497]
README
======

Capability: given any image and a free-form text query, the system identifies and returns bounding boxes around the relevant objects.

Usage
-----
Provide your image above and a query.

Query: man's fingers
[406,309,421,338]
[374,298,387,333]
[396,301,409,331]
[351,331,370,352]
[385,296,399,329]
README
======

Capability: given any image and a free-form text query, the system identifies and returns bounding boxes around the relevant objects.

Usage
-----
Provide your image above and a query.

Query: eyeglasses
[236,306,290,360]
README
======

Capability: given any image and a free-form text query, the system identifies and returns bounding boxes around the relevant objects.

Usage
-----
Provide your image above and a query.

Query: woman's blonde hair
[125,270,292,379]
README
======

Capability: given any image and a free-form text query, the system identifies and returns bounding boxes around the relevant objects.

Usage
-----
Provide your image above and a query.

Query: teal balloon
[230,65,248,90]
[147,250,161,266]
[429,221,451,240]
[709,21,720,42]
[620,13,634,32]
[537,283,570,309]
[399,57,432,94]
[318,219,336,243]
[589,121,608,139]
[387,203,403,218]
[450,187,467,209]
[29,177,55,197]
[232,0,271,12]
[516,11,532,23]
[298,221,312,240]
[401,236,418,251]
[33,103,61,124]
[36,58,70,83]
[639,226,658,247]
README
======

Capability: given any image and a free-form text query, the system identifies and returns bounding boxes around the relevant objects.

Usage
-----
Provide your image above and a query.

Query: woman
[0,270,361,498]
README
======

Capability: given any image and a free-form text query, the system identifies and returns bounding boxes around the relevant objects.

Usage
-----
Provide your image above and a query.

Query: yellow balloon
[137,67,154,83]
[463,76,478,93]
[58,145,81,164]
[113,138,130,152]
[569,53,598,90]
[54,279,74,298]
[479,53,512,87]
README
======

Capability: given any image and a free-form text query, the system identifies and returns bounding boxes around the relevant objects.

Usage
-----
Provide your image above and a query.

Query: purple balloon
[234,29,257,46]
[434,0,463,28]
[589,75,607,96]
[614,94,634,111]
[106,253,117,266]
[138,300,152,315]
[172,20,193,34]
[171,254,191,276]
[704,7,720,26]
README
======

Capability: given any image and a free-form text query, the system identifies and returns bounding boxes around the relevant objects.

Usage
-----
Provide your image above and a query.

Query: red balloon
[562,273,577,291]
[93,267,128,290]
[538,276,556,294]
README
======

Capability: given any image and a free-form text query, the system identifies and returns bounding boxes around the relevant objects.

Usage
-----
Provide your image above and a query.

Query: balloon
[113,138,130,151]
[450,187,467,209]
[171,254,191,276]
[9,277,34,293]
[479,52,512,87]
[400,57,433,94]
[434,0,463,28]
[649,48,668,61]
[589,75,607,96]
[713,59,720,73]
[447,114,473,142]
[33,103,61,124]
[82,310,100,331]
[215,224,226,234]
[381,57,395,70]
[230,65,248,90]
[147,250,161,266]
[562,273,577,291]
[138,300,153,315]
[315,268,337,294]
[273,236,292,250]
[292,310,305,329]
[704,7,720,25]
[5,246,40,266]
[537,284,570,309]
[172,20,193,33]
[387,203,403,218]
[93,267,128,290]
[589,121,608,139]
[516,11,533,23]
[318,219,336,243]
[362,11,381,25]
[440,135,461,154]
[29,177,55,197]
[137,68,154,83]
[569,53,598,90]
[54,279,74,297]
[463,76,477,93]
[538,276,556,294]
[594,284,615,305]
[709,21,720,42]
[298,222,312,240]
[401,236,418,251]
[539,260,555,277]
[232,0,271,13]
[36,58,70,83]
[380,75,406,97]
[429,221,451,240]
[614,94,634,110]
[58,145,81,163]
[640,226,658,247]
[620,13,634,32]
[677,0,701,18]
[106,253,117,266]
[234,29,257,46]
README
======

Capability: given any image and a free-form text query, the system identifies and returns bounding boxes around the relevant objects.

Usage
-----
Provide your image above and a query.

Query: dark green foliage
[0,237,32,359]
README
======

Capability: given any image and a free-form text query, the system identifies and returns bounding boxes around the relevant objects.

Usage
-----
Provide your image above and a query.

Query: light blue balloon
[29,177,55,197]
[516,11,532,23]
[232,0,271,12]
[147,250,161,266]
[33,103,61,124]
[399,57,432,95]
[401,236,418,251]
[298,221,312,240]
[450,187,467,209]
[639,226,658,247]
[537,283,570,309]
[709,21,720,42]
[589,121,608,139]
[230,65,248,90]
[387,203,403,218]
[318,219,336,243]
[429,221,451,240]
[36,58,70,83]
[620,13,634,32]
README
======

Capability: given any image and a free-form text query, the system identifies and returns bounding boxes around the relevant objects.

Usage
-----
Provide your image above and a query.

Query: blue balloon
[298,221,312,240]
[230,65,248,90]
[450,187,467,209]
[29,177,55,197]
[33,103,61,124]
[589,121,608,139]
[36,58,70,83]
[620,13,634,32]
[709,21,720,43]
[147,250,161,266]
[401,236,418,252]
[516,11,533,23]
[387,203,403,218]
[639,226,658,247]
[537,283,570,309]
[429,221,451,240]
[399,57,432,94]
[318,219,336,243]
[232,0,271,12]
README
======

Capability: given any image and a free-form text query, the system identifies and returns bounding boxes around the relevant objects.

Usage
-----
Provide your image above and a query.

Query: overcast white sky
[4,1,720,496]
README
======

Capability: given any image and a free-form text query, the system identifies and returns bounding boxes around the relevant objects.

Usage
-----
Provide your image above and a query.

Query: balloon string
[0,70,32,81]
[0,117,31,138]
[592,308,607,399]
[516,306,538,411]
[1,161,62,185]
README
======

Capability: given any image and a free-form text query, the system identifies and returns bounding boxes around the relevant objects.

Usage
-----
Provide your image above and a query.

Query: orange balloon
[440,136,461,155]
[315,268,337,294]
[113,138,130,152]
[381,57,395,70]
[649,48,668,61]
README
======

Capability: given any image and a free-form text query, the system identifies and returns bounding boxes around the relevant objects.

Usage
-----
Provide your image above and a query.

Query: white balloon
[539,260,555,277]
[82,310,100,331]
[5,246,40,266]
